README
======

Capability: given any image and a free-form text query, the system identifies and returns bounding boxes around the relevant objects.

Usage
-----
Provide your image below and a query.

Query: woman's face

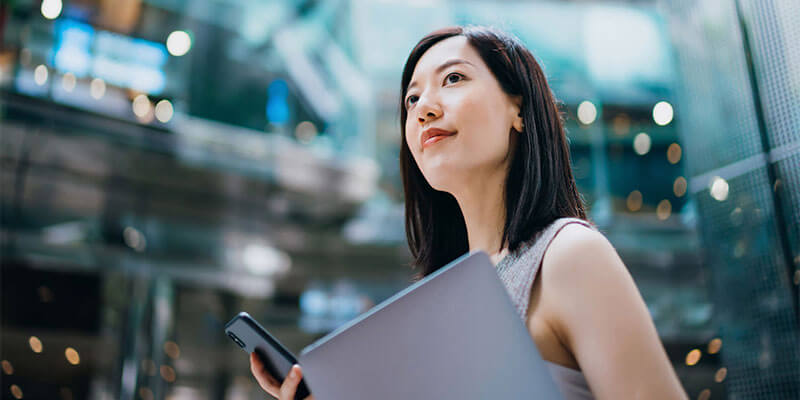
[404,35,523,193]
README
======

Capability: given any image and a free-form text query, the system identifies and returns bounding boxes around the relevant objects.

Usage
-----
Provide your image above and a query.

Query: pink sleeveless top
[495,217,596,400]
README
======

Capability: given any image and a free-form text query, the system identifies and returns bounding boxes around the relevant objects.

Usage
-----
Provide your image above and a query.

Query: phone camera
[227,332,245,348]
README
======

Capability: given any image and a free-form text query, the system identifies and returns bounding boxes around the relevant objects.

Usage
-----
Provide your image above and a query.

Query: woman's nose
[416,101,441,124]
[418,112,438,124]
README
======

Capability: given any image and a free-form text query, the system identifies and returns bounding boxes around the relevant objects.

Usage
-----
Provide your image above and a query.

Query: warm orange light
[10,384,23,399]
[65,347,80,365]
[714,367,727,383]
[1,360,13,375]
[686,349,701,366]
[667,143,682,164]
[627,190,642,212]
[160,365,176,382]
[29,336,43,353]
[697,389,711,400]
[164,341,180,359]
[708,338,722,354]
[673,177,687,197]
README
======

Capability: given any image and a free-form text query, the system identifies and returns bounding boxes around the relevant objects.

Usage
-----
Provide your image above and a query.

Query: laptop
[295,251,563,399]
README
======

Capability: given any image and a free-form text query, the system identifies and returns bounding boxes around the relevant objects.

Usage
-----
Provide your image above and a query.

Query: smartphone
[225,312,311,399]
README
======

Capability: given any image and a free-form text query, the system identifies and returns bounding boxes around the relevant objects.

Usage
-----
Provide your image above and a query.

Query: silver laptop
[297,251,563,399]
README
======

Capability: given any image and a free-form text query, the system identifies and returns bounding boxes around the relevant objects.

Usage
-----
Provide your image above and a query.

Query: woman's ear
[511,96,524,133]
[513,113,524,133]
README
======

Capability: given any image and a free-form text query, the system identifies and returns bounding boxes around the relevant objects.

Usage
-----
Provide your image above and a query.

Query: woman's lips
[423,134,454,148]
[421,128,457,149]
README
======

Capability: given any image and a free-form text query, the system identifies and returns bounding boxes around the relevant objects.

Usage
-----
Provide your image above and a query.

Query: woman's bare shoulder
[538,223,687,398]
[538,222,627,317]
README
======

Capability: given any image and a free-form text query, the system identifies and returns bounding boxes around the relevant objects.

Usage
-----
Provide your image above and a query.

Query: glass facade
[663,0,800,397]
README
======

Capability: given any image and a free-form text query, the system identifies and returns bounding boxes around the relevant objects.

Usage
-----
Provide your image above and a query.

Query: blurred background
[0,0,798,399]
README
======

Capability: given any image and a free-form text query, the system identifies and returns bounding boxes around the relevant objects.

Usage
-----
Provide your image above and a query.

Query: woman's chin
[423,171,465,194]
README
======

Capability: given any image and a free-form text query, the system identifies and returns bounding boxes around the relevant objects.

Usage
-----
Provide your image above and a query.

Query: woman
[251,26,687,399]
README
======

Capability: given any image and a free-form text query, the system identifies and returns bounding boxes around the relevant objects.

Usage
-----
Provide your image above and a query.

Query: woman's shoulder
[542,222,618,280]
[538,220,635,332]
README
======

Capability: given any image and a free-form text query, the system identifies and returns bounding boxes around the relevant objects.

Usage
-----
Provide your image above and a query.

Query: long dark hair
[400,26,589,277]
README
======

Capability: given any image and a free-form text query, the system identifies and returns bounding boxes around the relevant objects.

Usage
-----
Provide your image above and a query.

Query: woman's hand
[249,352,315,400]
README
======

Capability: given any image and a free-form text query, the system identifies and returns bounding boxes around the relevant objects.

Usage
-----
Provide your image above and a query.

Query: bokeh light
[698,389,711,400]
[132,95,151,118]
[653,101,673,126]
[577,101,597,125]
[65,347,80,365]
[123,227,147,252]
[41,0,62,20]
[673,177,687,197]
[10,384,23,399]
[710,177,729,201]
[627,190,642,212]
[1,360,13,375]
[34,65,48,86]
[295,121,318,144]
[708,338,722,354]
[686,349,701,366]
[29,336,43,353]
[667,143,682,164]
[155,100,174,123]
[61,73,76,92]
[657,199,672,220]
[160,365,177,382]
[164,341,180,359]
[90,78,106,99]
[166,31,192,56]
[633,132,651,155]
[715,367,727,383]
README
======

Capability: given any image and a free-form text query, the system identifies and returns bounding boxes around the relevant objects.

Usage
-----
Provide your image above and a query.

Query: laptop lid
[298,251,563,399]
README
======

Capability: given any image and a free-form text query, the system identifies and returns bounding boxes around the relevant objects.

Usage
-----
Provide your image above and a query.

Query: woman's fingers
[250,352,280,397]
[279,365,303,400]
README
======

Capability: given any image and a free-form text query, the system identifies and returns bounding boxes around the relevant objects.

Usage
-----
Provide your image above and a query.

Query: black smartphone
[225,312,311,399]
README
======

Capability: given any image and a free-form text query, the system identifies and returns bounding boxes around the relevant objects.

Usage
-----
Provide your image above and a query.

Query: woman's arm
[540,224,688,399]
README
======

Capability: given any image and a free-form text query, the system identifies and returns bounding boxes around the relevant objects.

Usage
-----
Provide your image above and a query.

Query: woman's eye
[406,95,419,107]
[445,73,463,85]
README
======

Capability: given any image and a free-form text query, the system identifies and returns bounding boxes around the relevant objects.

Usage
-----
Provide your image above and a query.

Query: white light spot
[633,132,651,155]
[34,65,48,86]
[90,78,106,99]
[166,31,192,56]
[653,101,674,126]
[41,0,62,20]
[132,94,151,118]
[123,227,147,252]
[295,121,317,144]
[154,100,174,123]
[577,101,598,125]
[710,177,729,201]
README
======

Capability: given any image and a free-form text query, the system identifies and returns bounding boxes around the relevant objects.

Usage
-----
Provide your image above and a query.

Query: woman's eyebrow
[407,58,475,92]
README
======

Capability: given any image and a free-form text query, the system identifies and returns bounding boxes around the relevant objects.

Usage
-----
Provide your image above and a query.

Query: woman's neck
[451,169,508,263]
